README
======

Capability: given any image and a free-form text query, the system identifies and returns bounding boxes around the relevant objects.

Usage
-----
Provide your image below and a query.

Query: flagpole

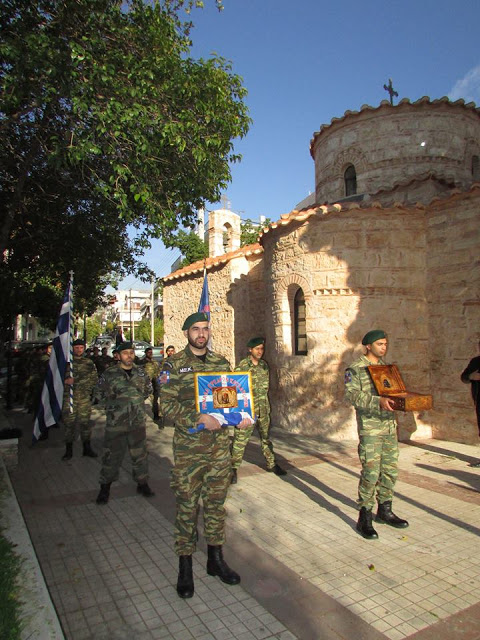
[68,270,74,414]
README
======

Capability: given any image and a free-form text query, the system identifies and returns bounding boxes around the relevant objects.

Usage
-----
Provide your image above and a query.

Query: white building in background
[110,289,151,339]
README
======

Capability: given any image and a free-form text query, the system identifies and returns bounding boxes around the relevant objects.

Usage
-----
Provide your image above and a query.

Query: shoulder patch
[158,371,170,385]
[179,366,193,374]
[163,360,173,370]
[344,370,352,384]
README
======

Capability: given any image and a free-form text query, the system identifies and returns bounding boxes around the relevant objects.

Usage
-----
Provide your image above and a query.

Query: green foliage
[136,317,164,344]
[0,526,23,639]
[0,0,250,334]
[174,230,208,268]
[240,218,271,246]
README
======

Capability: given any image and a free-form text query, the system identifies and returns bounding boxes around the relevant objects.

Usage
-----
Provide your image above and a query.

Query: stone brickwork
[311,99,480,205]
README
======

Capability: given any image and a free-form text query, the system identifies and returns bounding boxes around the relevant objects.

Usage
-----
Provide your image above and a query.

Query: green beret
[182,312,209,331]
[362,330,387,346]
[116,341,134,352]
[72,339,85,346]
[247,337,265,348]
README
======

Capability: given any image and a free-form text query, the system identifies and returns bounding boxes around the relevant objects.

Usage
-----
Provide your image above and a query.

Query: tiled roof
[259,182,480,241]
[163,243,263,282]
[310,96,480,158]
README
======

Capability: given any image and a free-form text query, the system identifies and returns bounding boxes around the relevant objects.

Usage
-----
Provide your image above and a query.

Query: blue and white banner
[33,276,73,442]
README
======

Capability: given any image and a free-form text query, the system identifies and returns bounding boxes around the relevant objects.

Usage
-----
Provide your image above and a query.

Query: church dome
[310,97,480,205]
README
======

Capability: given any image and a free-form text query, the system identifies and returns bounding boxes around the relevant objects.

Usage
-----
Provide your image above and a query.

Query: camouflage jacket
[344,355,396,432]
[235,356,270,418]
[141,357,161,382]
[94,363,152,428]
[64,355,98,400]
[160,345,231,435]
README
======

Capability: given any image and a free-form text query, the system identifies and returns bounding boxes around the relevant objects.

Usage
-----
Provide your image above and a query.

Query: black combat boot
[176,555,194,598]
[207,545,241,585]
[376,501,409,528]
[137,482,155,497]
[266,463,287,476]
[96,483,111,505]
[230,469,238,484]
[356,507,379,539]
[62,442,73,460]
[82,440,98,458]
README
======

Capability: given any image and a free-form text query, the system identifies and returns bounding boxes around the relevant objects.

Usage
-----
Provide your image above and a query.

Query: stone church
[163,97,480,443]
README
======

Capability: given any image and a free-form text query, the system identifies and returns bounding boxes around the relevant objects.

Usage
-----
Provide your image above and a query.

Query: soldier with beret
[140,347,161,421]
[231,337,286,484]
[160,312,251,599]
[61,339,99,460]
[344,330,409,539]
[94,342,155,504]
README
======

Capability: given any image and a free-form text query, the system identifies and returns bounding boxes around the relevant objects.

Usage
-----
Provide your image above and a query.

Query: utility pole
[151,277,155,346]
[129,289,133,341]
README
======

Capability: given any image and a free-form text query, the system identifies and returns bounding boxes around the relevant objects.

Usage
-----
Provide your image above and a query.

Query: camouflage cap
[247,337,265,348]
[116,341,134,352]
[182,312,209,331]
[362,329,387,346]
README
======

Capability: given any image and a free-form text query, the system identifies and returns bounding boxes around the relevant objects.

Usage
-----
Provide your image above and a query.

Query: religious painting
[193,371,255,425]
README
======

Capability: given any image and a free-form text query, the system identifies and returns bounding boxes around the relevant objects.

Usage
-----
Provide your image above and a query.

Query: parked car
[93,335,115,356]
[151,345,164,363]
[132,341,152,359]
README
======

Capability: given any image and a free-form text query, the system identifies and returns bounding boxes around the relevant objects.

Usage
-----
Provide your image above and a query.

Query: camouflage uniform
[141,356,161,419]
[62,355,98,443]
[231,356,276,470]
[94,364,152,485]
[344,355,399,510]
[160,345,232,556]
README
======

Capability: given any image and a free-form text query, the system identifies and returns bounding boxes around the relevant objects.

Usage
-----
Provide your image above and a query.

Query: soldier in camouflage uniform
[94,342,155,505]
[61,339,98,460]
[140,347,161,421]
[160,312,251,599]
[231,337,286,484]
[344,329,409,539]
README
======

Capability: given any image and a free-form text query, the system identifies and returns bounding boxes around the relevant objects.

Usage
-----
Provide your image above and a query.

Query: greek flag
[198,267,212,349]
[33,277,73,442]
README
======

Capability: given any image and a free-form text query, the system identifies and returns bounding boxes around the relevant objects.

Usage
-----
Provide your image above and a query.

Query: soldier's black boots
[137,482,155,498]
[177,555,194,599]
[356,507,379,539]
[62,442,73,460]
[207,545,241,585]
[376,501,409,528]
[266,463,287,476]
[96,483,111,505]
[230,469,238,484]
[82,441,98,458]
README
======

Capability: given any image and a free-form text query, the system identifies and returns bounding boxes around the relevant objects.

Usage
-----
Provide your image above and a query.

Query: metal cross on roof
[383,78,399,105]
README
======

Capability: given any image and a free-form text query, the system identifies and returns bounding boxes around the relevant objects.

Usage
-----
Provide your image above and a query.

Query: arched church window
[223,223,232,252]
[294,288,307,355]
[344,164,357,196]
[472,155,480,181]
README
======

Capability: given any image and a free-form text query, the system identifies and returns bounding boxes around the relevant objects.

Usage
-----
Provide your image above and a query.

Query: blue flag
[198,268,212,349]
[198,269,210,320]
[33,277,73,442]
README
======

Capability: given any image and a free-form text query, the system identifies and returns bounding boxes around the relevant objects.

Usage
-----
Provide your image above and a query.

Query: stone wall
[426,188,480,441]
[311,101,480,204]
[264,204,433,441]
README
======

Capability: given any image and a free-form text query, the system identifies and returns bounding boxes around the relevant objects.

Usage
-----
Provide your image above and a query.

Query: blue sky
[119,0,480,289]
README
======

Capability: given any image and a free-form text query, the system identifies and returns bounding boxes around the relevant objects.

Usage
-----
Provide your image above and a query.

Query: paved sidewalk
[6,405,480,640]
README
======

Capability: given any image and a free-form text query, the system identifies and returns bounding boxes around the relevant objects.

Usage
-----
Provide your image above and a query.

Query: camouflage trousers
[99,422,148,485]
[231,414,275,470]
[171,429,231,556]
[62,395,93,443]
[357,427,399,510]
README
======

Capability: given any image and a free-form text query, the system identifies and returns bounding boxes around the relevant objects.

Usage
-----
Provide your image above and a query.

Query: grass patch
[0,528,23,640]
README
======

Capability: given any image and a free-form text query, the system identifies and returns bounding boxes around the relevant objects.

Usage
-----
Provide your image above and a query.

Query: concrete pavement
[6,404,480,640]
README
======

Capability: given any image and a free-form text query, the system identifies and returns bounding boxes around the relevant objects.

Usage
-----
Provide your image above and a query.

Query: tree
[240,218,271,246]
[136,317,164,344]
[175,230,208,268]
[0,0,250,335]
